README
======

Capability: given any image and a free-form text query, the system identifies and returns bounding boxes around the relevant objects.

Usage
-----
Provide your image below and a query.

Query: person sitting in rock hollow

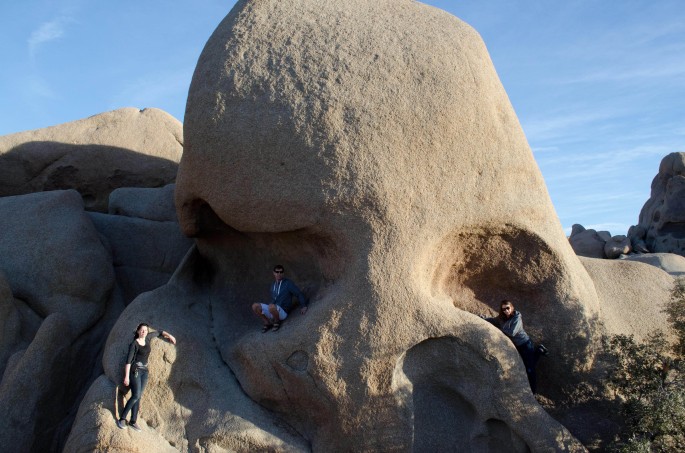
[252,264,307,332]
[116,323,176,431]
[482,300,548,394]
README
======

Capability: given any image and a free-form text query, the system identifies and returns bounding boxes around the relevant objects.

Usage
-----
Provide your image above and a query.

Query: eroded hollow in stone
[430,225,565,341]
[394,337,530,453]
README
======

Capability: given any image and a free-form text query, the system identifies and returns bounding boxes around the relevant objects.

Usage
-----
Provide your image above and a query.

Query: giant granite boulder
[68,0,604,450]
[629,152,685,256]
[0,108,182,211]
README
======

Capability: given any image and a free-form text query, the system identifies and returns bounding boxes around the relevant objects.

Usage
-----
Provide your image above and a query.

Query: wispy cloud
[555,61,685,85]
[28,17,71,60]
[522,109,618,142]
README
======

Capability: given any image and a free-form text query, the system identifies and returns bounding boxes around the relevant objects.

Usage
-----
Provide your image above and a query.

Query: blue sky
[2,1,684,235]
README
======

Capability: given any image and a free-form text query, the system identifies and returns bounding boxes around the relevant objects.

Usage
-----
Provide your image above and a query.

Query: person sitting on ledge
[482,300,548,394]
[252,264,307,333]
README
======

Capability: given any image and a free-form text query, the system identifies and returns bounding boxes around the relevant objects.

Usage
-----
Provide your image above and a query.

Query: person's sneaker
[116,419,127,429]
[129,422,142,432]
[537,344,549,357]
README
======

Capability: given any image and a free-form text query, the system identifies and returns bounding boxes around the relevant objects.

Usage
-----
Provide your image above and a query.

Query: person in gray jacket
[483,300,548,393]
[252,264,308,332]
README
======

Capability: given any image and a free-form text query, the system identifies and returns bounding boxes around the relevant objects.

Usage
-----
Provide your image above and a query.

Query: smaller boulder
[627,225,650,253]
[88,212,193,305]
[604,235,631,259]
[569,224,607,258]
[108,184,178,222]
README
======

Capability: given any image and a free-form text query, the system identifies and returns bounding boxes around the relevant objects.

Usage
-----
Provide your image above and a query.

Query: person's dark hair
[134,323,149,339]
[499,300,514,316]
[273,264,284,272]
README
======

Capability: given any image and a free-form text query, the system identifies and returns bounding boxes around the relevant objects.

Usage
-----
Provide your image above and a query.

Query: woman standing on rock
[116,323,176,431]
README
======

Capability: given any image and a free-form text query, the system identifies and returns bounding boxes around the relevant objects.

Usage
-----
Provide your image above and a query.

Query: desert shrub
[665,279,685,357]
[605,279,685,452]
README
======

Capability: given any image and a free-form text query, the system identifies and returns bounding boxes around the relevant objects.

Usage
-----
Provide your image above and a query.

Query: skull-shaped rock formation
[68,0,603,450]
[630,152,685,255]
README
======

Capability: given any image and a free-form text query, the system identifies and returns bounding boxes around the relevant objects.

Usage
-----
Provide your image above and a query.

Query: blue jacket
[486,311,530,346]
[271,278,306,312]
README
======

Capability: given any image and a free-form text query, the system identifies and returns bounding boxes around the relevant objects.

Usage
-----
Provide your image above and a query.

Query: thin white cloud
[522,109,617,142]
[531,145,560,154]
[555,62,685,85]
[28,17,70,60]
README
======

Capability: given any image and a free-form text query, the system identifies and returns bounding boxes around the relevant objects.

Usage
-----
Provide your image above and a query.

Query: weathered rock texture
[630,152,685,256]
[68,0,607,451]
[0,108,182,211]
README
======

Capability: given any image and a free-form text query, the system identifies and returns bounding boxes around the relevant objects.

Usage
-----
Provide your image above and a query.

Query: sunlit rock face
[69,0,603,450]
[630,152,685,255]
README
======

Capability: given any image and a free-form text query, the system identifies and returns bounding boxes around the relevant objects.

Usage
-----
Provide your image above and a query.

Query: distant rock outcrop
[0,108,182,211]
[629,152,685,256]
[569,224,632,259]
[569,224,611,258]
[604,235,631,259]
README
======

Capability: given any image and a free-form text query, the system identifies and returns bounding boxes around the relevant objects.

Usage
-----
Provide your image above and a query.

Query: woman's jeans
[121,367,148,423]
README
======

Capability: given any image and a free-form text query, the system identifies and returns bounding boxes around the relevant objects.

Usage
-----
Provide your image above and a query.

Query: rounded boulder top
[177,0,550,238]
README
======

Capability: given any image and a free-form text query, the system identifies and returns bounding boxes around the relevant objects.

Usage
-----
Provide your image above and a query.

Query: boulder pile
[0,111,190,451]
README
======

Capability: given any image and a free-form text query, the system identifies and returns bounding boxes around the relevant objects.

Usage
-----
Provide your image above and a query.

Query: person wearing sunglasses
[482,300,548,394]
[252,264,307,332]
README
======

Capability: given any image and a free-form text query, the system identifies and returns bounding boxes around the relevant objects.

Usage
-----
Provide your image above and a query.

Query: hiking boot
[537,344,549,357]
[116,419,127,429]
[129,422,142,432]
